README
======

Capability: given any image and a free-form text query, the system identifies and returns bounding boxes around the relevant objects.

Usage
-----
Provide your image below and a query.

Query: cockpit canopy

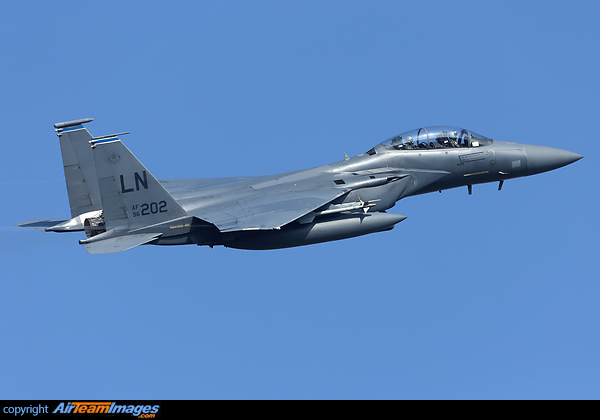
[369,126,493,155]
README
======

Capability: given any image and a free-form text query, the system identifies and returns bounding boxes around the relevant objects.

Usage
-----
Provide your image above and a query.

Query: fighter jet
[16,118,582,254]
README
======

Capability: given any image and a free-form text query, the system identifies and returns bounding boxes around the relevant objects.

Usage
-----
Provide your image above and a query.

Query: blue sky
[0,1,598,399]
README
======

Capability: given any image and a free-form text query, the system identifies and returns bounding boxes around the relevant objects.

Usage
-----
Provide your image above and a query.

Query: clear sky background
[0,1,598,399]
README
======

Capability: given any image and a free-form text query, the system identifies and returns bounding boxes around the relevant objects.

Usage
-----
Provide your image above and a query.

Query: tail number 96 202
[132,201,167,217]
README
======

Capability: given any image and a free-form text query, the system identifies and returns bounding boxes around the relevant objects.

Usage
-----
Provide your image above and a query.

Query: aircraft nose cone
[524,144,583,175]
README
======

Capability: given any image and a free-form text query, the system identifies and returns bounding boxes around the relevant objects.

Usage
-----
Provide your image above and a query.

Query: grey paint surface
[15,120,582,253]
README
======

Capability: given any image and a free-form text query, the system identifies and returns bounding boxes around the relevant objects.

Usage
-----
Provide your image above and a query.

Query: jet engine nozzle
[84,212,106,238]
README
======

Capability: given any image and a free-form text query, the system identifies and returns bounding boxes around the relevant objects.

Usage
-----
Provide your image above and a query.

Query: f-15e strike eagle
[16,118,582,254]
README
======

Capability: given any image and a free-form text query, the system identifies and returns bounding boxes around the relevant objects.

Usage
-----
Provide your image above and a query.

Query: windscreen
[371,126,493,154]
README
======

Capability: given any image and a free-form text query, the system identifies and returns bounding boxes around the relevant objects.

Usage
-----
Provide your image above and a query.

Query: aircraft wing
[174,167,418,233]
[192,187,350,232]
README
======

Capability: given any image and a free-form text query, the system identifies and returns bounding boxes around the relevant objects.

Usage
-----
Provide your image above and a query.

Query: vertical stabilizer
[54,118,101,218]
[91,139,187,231]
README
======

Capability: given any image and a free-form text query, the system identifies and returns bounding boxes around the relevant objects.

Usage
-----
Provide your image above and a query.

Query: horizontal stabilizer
[80,232,162,254]
[15,219,69,231]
